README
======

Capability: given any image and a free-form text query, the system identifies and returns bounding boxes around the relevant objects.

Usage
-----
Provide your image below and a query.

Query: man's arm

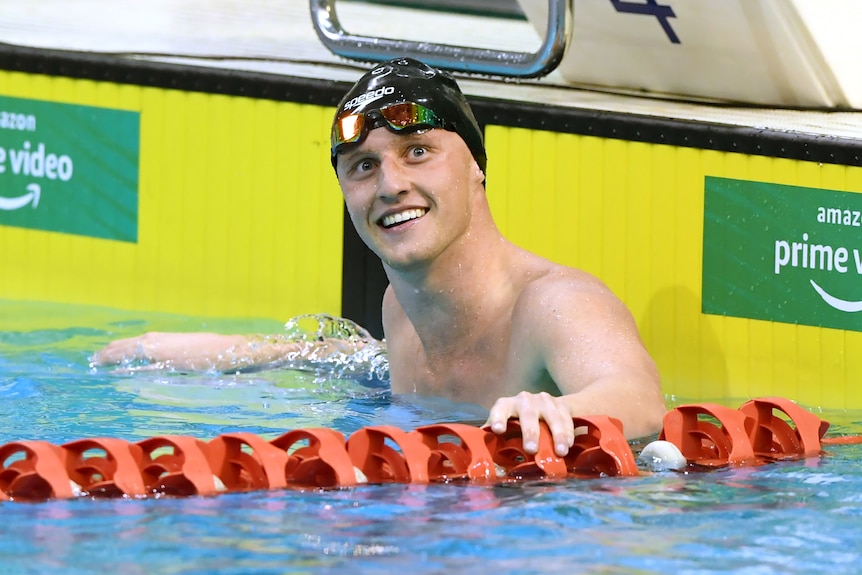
[485,274,666,455]
[90,332,367,372]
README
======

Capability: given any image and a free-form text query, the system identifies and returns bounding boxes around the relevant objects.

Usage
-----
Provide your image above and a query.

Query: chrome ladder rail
[309,0,572,78]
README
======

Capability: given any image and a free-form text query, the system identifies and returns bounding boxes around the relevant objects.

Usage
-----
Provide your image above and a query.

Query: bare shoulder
[508,260,652,375]
[514,263,628,325]
[508,260,659,398]
[529,264,611,294]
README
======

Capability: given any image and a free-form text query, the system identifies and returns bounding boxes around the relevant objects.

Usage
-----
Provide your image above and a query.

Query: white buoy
[637,440,687,472]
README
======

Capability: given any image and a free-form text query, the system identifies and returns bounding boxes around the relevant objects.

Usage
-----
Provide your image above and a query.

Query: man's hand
[485,391,576,457]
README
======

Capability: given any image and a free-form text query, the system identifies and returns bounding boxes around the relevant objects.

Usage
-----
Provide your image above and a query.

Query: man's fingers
[93,339,143,365]
[544,411,576,456]
[486,392,577,456]
[514,392,542,454]
[90,341,130,365]
[524,393,574,456]
[485,398,515,434]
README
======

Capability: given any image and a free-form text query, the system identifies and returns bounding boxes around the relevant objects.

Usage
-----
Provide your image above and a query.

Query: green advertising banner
[703,176,862,332]
[0,95,139,242]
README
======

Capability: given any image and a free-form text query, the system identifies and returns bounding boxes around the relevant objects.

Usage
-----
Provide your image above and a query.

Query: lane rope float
[1,396,859,502]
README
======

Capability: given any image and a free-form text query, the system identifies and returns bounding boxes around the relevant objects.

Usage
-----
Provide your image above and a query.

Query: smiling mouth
[380,208,427,229]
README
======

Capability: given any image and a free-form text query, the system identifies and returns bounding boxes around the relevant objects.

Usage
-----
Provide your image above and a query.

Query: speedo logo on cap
[343,86,395,110]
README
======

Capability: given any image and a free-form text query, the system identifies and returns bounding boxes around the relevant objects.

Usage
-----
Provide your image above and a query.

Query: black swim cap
[331,57,486,176]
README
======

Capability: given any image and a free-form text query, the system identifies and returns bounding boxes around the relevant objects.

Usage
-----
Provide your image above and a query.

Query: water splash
[276,313,390,384]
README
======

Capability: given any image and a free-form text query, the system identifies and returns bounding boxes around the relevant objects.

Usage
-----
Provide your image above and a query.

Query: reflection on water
[2,300,862,574]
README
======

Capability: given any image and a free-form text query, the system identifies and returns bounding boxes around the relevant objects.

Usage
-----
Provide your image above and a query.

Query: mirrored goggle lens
[332,102,444,149]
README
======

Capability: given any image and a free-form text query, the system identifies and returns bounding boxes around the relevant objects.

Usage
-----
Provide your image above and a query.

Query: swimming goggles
[331,102,446,152]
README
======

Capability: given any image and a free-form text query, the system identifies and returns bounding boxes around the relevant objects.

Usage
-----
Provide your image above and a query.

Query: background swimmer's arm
[91,332,364,372]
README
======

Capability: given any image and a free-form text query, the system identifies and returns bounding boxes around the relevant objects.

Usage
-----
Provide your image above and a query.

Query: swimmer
[93,57,667,456]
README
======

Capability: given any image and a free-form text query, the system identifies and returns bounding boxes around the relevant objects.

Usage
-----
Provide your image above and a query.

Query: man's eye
[354,159,374,173]
[410,146,427,158]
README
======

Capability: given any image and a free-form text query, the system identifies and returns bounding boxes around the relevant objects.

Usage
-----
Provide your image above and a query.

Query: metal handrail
[309,0,572,78]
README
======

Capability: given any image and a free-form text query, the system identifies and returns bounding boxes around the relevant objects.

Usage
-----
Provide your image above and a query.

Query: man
[94,58,666,456]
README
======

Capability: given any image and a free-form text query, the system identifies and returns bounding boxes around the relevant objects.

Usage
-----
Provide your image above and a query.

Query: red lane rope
[0,396,852,502]
[821,435,862,445]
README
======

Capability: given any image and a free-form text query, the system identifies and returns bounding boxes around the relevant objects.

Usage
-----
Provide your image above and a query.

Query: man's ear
[475,165,486,188]
[469,158,485,185]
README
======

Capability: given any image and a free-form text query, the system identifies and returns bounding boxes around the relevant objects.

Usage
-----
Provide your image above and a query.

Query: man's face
[335,127,484,272]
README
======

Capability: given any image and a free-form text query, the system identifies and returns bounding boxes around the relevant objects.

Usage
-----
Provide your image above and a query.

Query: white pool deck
[0,0,860,141]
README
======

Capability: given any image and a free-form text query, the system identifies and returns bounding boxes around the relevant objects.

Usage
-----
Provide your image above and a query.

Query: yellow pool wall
[0,70,344,321]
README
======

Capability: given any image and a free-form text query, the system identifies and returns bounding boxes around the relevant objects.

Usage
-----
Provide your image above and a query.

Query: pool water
[2,300,862,575]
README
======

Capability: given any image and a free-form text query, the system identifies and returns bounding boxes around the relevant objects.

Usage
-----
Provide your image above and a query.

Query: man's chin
[380,252,430,274]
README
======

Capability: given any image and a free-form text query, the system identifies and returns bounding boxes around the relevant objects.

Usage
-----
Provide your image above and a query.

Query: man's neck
[384,227,518,352]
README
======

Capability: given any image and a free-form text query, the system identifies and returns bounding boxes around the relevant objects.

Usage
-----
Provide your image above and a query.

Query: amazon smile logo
[703,177,862,333]
[810,280,862,313]
[0,183,40,211]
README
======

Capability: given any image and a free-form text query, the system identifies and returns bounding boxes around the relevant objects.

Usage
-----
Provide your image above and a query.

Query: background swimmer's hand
[484,391,576,457]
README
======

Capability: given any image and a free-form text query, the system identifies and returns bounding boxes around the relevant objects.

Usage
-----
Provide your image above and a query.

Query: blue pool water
[2,300,862,574]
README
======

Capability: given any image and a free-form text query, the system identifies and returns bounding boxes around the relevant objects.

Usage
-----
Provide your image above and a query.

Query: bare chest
[387,324,518,406]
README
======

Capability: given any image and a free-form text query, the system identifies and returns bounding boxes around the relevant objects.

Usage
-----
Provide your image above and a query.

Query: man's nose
[376,157,409,199]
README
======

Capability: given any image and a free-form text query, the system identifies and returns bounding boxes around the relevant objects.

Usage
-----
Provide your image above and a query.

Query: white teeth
[381,208,426,228]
